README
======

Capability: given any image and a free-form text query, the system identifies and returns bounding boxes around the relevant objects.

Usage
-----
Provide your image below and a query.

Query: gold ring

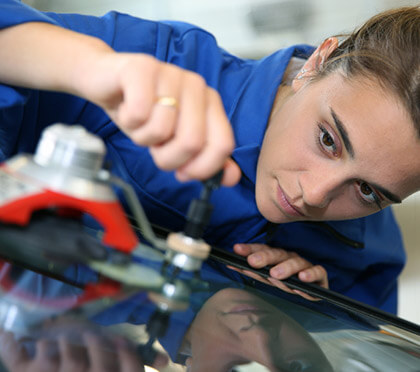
[156,96,178,109]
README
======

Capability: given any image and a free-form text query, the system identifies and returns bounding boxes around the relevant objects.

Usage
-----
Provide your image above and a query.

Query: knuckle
[247,243,261,251]
[186,71,206,90]
[298,257,310,267]
[208,86,223,103]
[152,154,172,171]
[130,130,146,145]
[296,258,310,270]
[288,251,299,259]
[131,108,150,123]
[119,110,148,130]
[138,53,159,73]
[215,139,235,158]
[315,265,327,276]
[168,63,183,78]
[181,135,204,156]
[289,262,302,274]
[145,125,172,144]
[226,135,236,153]
[131,124,170,146]
[179,168,206,181]
[267,249,282,261]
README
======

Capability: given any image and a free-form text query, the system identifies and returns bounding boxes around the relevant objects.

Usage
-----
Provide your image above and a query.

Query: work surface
[0,216,419,372]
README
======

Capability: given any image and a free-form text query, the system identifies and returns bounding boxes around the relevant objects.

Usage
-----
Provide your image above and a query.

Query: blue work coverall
[0,0,406,313]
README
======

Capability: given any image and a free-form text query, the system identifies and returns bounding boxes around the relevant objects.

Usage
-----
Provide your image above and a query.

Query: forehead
[312,73,420,198]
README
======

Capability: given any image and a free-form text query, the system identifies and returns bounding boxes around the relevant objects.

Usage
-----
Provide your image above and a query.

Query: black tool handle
[184,170,223,239]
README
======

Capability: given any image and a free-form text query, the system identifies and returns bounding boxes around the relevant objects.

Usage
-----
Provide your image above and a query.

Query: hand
[77,51,241,186]
[233,243,328,300]
[0,22,240,187]
[0,330,167,372]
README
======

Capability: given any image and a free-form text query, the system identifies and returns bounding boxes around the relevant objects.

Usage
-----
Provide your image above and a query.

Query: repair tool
[0,123,223,364]
[164,171,223,274]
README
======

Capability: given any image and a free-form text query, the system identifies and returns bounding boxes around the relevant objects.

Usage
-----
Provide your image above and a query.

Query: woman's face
[256,71,420,223]
[186,288,332,372]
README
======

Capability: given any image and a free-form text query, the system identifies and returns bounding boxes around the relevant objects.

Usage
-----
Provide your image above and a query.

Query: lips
[276,185,305,217]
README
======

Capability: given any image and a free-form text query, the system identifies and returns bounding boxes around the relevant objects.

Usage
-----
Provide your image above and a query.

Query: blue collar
[229,45,315,184]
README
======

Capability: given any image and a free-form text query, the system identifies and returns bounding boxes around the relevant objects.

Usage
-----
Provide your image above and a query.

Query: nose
[298,171,344,209]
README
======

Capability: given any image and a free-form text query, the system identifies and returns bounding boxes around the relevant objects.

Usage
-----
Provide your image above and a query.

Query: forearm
[0,16,240,185]
[0,21,113,96]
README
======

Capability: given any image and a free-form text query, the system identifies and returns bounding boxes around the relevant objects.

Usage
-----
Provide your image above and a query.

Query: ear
[292,37,339,92]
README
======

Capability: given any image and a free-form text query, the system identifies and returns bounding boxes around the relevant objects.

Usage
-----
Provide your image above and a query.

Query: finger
[227,265,251,277]
[226,264,242,273]
[248,247,291,269]
[269,254,312,279]
[115,339,145,372]
[130,64,182,146]
[269,278,322,301]
[150,351,169,370]
[241,269,272,285]
[233,243,271,256]
[58,336,89,372]
[267,277,296,295]
[117,55,158,131]
[34,339,59,372]
[220,158,242,187]
[0,332,30,369]
[298,265,329,288]
[226,265,271,285]
[174,88,235,181]
[233,243,252,256]
[149,70,207,171]
[84,332,119,372]
[292,289,322,302]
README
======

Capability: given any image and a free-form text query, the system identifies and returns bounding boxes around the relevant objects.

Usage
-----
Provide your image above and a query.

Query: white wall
[393,197,420,325]
[27,0,420,57]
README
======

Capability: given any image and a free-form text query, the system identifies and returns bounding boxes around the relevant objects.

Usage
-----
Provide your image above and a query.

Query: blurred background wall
[25,0,419,57]
[23,0,420,325]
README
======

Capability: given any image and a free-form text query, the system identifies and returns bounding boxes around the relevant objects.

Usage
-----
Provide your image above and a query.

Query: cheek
[260,127,307,170]
[321,194,375,220]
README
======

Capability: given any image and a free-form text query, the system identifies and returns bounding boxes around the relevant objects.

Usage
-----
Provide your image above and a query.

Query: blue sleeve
[41,12,223,86]
[0,1,225,160]
[0,0,58,160]
[0,0,59,29]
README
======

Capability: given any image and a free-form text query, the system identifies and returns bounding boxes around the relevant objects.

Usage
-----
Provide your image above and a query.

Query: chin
[256,196,293,224]
[267,213,297,224]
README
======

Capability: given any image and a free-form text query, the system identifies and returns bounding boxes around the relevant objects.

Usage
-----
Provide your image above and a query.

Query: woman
[179,287,334,371]
[0,0,419,313]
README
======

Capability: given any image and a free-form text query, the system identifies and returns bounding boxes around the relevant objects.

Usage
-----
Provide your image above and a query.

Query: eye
[287,359,313,371]
[356,181,382,209]
[317,124,339,157]
[289,360,304,371]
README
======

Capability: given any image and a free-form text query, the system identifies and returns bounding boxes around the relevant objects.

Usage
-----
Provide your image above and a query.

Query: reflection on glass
[178,288,333,372]
[0,257,419,372]
[0,316,168,372]
[312,329,420,372]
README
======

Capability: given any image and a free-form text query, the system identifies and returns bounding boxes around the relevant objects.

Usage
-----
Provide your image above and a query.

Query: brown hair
[317,6,420,135]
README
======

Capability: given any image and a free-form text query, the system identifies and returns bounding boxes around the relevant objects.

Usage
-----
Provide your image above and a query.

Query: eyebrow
[329,107,402,204]
[330,108,355,158]
[370,183,402,204]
